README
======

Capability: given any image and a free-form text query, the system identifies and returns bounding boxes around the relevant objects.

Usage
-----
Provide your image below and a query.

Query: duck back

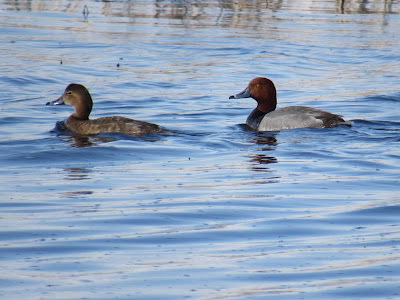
[65,116,164,136]
[247,106,350,131]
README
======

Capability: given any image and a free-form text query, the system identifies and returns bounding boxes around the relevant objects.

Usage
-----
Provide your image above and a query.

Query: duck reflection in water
[58,133,118,148]
[246,132,279,173]
[63,167,92,181]
[60,167,94,199]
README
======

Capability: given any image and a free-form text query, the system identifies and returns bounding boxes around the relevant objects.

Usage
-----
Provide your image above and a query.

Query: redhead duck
[47,83,164,136]
[229,77,351,131]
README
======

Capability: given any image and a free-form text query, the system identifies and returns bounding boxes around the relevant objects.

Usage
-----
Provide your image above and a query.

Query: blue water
[1,1,400,299]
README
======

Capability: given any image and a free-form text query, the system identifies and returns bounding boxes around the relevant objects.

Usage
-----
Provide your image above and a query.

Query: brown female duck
[47,84,164,136]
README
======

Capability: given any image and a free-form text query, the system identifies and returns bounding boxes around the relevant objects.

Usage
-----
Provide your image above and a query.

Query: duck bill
[46,95,65,106]
[229,86,251,99]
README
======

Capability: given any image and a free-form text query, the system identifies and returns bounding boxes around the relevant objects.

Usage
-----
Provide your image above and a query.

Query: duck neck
[248,108,267,120]
[256,99,276,114]
[72,102,92,120]
[71,111,89,120]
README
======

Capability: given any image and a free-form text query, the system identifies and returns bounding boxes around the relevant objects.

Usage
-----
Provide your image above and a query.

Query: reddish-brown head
[230,77,277,113]
[247,77,277,113]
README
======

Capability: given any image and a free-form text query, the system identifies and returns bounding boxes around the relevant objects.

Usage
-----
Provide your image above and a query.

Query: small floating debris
[82,5,89,19]
[116,58,123,68]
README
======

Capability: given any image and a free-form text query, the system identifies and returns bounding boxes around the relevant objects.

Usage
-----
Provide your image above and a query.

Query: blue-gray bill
[46,96,65,106]
[229,86,251,99]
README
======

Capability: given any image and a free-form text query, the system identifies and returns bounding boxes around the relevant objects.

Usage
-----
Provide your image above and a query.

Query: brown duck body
[47,83,164,137]
[64,115,163,136]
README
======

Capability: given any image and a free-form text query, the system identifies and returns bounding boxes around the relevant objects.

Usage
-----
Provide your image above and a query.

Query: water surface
[1,1,400,299]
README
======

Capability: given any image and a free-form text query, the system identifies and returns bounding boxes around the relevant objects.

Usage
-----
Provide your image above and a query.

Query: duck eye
[256,84,260,88]
[67,91,72,95]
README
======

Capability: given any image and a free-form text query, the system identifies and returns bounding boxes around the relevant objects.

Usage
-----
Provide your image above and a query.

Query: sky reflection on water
[1,1,400,299]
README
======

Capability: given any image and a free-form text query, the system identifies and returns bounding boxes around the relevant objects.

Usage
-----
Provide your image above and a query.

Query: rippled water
[1,1,400,299]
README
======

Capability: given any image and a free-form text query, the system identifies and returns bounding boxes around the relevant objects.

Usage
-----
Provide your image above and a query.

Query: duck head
[229,77,277,113]
[47,83,93,120]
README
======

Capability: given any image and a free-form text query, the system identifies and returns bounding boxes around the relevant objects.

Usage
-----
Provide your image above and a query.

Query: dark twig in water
[82,5,89,20]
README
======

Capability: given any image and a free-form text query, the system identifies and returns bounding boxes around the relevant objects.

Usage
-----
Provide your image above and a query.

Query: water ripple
[1,1,400,299]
